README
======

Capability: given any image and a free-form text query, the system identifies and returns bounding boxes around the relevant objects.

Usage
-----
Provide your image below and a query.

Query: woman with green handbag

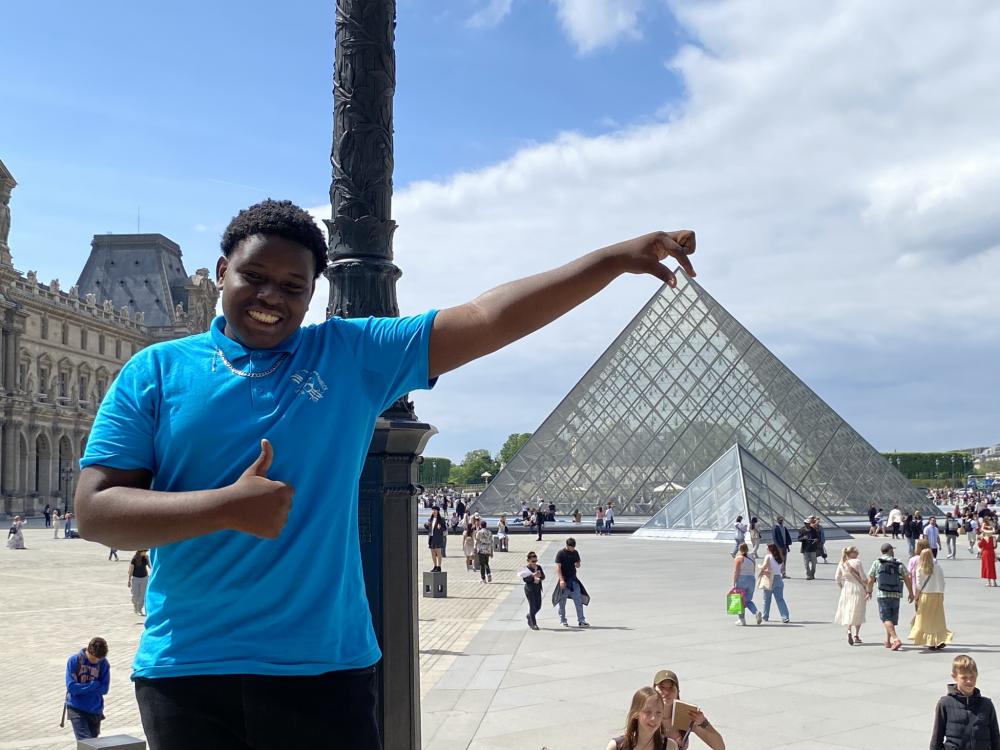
[731,543,761,625]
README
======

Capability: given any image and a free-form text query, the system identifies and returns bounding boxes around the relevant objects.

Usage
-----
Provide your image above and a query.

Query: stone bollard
[77,735,146,749]
[422,570,447,598]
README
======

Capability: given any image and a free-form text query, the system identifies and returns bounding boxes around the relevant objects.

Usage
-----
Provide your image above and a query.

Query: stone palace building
[0,158,218,516]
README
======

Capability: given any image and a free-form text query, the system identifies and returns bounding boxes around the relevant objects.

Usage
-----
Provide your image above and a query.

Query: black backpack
[876,558,903,593]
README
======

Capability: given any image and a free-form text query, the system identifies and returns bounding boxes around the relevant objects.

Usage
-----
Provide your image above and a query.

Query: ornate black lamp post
[326,1,435,747]
[59,464,75,514]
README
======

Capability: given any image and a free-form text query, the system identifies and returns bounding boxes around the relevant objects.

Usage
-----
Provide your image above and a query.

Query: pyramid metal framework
[633,443,852,541]
[474,273,935,519]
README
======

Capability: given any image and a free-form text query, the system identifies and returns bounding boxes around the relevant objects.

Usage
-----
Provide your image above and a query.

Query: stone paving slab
[421,531,1000,750]
[0,525,552,749]
[6,524,1000,750]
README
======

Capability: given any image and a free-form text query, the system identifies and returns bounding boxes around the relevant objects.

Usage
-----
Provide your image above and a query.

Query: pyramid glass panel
[473,274,935,520]
[635,444,853,542]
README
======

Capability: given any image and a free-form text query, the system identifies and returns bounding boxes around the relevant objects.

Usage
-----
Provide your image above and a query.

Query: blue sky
[4,0,684,271]
[4,1,999,462]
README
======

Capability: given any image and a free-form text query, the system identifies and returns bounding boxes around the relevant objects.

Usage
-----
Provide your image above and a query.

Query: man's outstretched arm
[428,231,695,379]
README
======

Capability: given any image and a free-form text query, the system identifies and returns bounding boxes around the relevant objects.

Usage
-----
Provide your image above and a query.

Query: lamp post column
[327,2,436,747]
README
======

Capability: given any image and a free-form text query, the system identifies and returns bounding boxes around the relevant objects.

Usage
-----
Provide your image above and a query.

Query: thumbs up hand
[225,439,294,538]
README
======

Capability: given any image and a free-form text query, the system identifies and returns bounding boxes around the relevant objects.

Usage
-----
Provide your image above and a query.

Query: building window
[115,338,121,358]
[62,322,69,345]
[39,367,50,395]
[99,334,106,355]
[41,317,49,339]
[96,378,107,401]
[81,327,88,350]
[79,375,89,401]
[19,361,28,390]
[59,371,68,398]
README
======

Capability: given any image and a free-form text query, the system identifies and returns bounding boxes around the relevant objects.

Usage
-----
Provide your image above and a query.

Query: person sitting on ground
[652,670,725,750]
[607,687,678,750]
[930,655,1000,750]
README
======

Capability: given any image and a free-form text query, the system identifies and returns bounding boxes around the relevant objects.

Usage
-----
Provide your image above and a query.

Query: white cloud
[466,0,515,29]
[551,0,645,53]
[310,0,1000,459]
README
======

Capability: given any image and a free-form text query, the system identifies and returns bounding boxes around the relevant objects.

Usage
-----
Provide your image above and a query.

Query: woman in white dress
[6,515,25,549]
[834,545,867,645]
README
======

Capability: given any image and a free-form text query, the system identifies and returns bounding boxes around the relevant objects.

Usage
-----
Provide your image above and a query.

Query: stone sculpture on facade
[0,159,14,265]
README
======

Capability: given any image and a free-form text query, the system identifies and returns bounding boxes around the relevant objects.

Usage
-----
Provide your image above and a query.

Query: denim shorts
[877,596,900,624]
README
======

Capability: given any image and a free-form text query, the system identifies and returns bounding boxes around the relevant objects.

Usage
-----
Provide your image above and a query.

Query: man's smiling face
[216,234,317,349]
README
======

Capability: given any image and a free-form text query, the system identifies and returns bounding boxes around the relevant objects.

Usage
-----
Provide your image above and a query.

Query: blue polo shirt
[81,311,437,679]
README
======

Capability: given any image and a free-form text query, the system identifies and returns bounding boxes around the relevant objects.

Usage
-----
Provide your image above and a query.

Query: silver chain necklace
[214,348,289,379]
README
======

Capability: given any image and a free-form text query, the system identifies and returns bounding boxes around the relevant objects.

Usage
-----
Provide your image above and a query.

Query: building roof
[76,234,190,327]
[0,159,14,187]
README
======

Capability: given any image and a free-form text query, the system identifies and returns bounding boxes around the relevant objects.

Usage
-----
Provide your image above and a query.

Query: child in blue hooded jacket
[65,637,110,740]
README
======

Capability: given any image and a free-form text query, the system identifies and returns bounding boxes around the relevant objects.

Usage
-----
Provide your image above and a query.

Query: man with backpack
[866,543,915,651]
[944,514,961,559]
[771,516,793,577]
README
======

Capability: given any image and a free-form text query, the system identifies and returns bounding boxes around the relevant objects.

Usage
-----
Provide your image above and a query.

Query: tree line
[881,451,976,482]
[419,433,532,487]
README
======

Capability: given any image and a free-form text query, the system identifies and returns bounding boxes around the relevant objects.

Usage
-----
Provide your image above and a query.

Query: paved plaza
[4,523,1000,749]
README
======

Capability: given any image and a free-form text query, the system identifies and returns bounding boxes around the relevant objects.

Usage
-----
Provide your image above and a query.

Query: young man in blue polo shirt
[75,199,695,749]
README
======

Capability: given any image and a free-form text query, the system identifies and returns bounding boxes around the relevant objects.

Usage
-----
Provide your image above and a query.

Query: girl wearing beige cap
[652,671,725,750]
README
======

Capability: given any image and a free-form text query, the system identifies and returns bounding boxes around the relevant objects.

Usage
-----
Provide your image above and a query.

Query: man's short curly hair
[221,199,328,278]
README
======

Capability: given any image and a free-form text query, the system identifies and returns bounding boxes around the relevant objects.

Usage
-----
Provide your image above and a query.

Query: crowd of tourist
[723,491,1000,658]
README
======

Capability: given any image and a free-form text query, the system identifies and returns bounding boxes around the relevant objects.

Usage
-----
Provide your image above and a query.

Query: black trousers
[525,585,542,625]
[135,666,380,750]
[477,553,492,579]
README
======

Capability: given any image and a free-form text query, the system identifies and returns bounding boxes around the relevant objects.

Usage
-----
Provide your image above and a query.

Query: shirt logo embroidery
[290,370,328,402]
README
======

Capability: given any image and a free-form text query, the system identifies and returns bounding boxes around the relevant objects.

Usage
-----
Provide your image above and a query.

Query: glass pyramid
[474,272,936,520]
[633,443,852,541]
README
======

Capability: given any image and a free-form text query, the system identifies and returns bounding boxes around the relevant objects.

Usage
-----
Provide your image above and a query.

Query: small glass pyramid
[634,443,852,541]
